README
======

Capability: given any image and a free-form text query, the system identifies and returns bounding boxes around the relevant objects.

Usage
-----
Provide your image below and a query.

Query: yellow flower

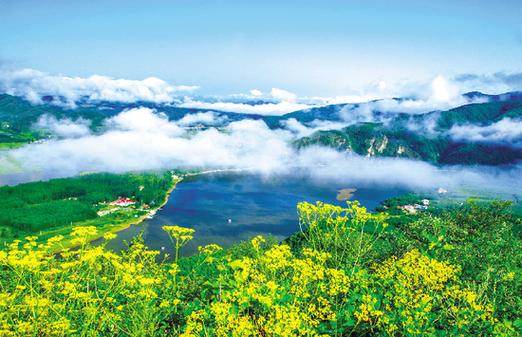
[502,271,515,281]
[251,235,266,250]
[162,225,195,245]
[71,226,98,245]
[103,232,117,241]
[198,244,222,255]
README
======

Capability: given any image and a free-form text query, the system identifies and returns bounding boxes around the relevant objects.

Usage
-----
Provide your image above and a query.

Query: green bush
[0,200,519,336]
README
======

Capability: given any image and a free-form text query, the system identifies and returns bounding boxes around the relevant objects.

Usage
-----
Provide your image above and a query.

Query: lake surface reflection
[101,173,408,256]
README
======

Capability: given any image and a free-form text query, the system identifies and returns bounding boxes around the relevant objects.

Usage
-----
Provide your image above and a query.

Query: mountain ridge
[1,92,521,166]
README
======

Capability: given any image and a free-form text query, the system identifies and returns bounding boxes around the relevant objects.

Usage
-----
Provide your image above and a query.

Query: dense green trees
[390,201,522,323]
[0,172,173,235]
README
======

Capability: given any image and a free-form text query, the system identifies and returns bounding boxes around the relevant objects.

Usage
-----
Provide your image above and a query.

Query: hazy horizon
[1,0,522,96]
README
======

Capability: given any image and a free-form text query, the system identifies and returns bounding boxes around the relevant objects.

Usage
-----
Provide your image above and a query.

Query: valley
[2,3,521,335]
[2,91,521,167]
[0,93,522,336]
[0,83,521,337]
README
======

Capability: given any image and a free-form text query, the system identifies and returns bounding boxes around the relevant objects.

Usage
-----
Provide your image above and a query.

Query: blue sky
[1,0,521,95]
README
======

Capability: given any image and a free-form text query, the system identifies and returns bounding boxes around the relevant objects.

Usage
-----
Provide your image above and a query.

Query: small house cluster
[398,199,430,214]
[109,198,136,207]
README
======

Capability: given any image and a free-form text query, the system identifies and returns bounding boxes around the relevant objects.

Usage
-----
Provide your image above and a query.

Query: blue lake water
[102,173,408,256]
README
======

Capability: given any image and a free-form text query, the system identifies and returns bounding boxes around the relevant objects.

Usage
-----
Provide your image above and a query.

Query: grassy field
[48,176,180,251]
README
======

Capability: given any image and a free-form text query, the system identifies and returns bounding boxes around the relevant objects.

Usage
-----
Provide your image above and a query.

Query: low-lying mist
[0,107,520,193]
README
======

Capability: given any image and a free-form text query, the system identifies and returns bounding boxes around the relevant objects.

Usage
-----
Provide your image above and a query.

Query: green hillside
[432,100,522,131]
[0,94,111,145]
[295,123,522,165]
[0,94,112,132]
[268,93,522,132]
[0,199,519,336]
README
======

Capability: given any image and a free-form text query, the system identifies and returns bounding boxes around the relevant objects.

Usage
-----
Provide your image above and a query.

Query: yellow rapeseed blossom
[162,225,195,243]
[0,201,508,336]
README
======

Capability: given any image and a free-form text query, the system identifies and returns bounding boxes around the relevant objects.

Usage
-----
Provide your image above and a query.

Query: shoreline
[80,169,250,249]
[51,174,182,252]
[183,167,251,177]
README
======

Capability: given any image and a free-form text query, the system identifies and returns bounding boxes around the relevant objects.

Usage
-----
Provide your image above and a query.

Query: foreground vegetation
[0,172,176,247]
[0,199,520,336]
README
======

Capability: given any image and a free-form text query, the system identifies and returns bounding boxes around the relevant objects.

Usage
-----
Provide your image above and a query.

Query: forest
[0,172,174,241]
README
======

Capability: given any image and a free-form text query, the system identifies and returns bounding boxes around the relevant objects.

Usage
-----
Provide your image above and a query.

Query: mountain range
[1,91,521,165]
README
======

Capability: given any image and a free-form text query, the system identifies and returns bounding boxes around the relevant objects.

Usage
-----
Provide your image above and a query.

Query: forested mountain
[1,92,521,165]
[294,122,522,165]
[287,93,522,165]
[427,99,522,130]
[266,91,522,129]
[0,94,257,134]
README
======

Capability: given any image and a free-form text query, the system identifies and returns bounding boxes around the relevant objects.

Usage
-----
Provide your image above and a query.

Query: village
[95,196,160,220]
[396,198,430,214]
[95,173,180,220]
[378,187,450,215]
[96,197,141,217]
[397,187,450,214]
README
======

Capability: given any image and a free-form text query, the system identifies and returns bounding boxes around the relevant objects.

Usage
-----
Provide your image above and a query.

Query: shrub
[0,201,519,336]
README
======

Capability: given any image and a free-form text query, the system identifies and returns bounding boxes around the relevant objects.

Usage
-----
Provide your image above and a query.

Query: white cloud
[405,113,440,134]
[34,115,91,138]
[4,114,293,175]
[0,68,198,107]
[336,75,491,124]
[2,107,520,193]
[178,87,312,116]
[281,118,347,137]
[307,75,496,117]
[449,118,522,144]
[430,75,459,102]
[270,88,297,102]
[105,107,183,135]
[249,89,263,97]
[176,111,227,126]
[178,99,312,116]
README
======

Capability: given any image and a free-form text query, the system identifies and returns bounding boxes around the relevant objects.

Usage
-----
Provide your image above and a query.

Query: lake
[101,173,408,256]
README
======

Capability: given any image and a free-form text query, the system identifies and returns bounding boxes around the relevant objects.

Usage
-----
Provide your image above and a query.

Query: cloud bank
[1,107,520,193]
[449,118,522,145]
[189,76,480,118]
[176,111,228,127]
[35,115,91,138]
[178,88,312,116]
[2,68,521,118]
[338,76,489,125]
[0,68,198,108]
[281,118,348,137]
[177,99,311,116]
